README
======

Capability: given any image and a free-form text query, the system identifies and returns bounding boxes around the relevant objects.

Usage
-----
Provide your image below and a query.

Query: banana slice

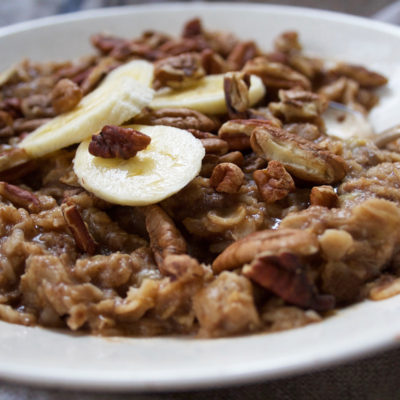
[151,74,265,114]
[20,60,154,158]
[73,124,205,206]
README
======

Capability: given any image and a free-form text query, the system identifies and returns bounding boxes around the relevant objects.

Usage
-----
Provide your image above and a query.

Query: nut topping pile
[0,18,398,338]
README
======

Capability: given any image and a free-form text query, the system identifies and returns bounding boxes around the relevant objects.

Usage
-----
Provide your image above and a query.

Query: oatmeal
[0,18,398,338]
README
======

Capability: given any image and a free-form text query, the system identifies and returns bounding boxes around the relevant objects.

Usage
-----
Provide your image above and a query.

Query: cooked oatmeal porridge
[0,18,399,338]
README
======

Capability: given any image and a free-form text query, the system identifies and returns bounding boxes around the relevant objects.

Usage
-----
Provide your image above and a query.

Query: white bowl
[1,2,400,392]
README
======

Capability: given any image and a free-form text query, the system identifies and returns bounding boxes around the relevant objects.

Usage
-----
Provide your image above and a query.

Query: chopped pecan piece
[51,78,83,114]
[253,160,295,203]
[227,41,259,71]
[243,253,335,311]
[61,203,97,255]
[200,138,229,155]
[210,162,244,194]
[284,123,321,141]
[243,57,311,90]
[21,94,54,119]
[369,275,400,301]
[188,129,217,140]
[201,49,227,74]
[182,18,203,38]
[134,107,219,132]
[13,118,51,133]
[80,57,119,94]
[154,53,205,89]
[310,185,338,208]
[212,228,319,272]
[331,62,388,88]
[0,182,40,213]
[274,31,302,54]
[0,148,31,173]
[91,33,128,55]
[0,111,13,137]
[88,125,151,159]
[145,204,187,267]
[224,72,251,119]
[269,89,328,122]
[159,37,209,57]
[250,125,347,184]
[218,119,280,151]
[219,151,244,167]
[160,254,204,278]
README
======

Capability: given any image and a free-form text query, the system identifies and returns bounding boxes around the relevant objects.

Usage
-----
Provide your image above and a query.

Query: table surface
[1,1,400,399]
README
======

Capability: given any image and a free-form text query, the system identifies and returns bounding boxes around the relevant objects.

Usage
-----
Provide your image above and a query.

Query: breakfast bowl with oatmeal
[1,3,400,391]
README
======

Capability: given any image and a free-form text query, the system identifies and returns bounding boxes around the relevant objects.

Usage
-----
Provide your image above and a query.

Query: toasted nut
[243,252,335,311]
[219,151,244,167]
[369,275,400,301]
[210,162,244,194]
[212,228,319,272]
[145,204,187,267]
[134,107,219,132]
[201,49,227,74]
[253,160,295,203]
[332,62,388,88]
[243,57,311,90]
[284,123,321,141]
[0,181,40,213]
[0,111,13,137]
[0,148,30,173]
[160,254,204,278]
[250,125,347,184]
[188,129,217,140]
[51,78,83,114]
[218,119,280,151]
[224,72,251,119]
[13,118,51,133]
[21,94,54,119]
[88,125,151,159]
[274,31,302,53]
[158,37,209,57]
[200,138,229,155]
[269,89,328,122]
[310,185,338,208]
[154,53,205,89]
[227,41,259,71]
[62,202,97,255]
[182,17,203,38]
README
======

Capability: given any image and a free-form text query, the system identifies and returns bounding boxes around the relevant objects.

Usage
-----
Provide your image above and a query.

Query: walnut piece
[51,78,83,114]
[243,57,311,90]
[210,162,244,194]
[61,203,97,255]
[0,181,40,213]
[243,252,335,311]
[145,205,187,267]
[88,125,151,159]
[218,119,281,151]
[212,228,319,272]
[269,89,328,122]
[310,185,338,208]
[253,160,295,203]
[154,53,205,89]
[223,72,251,119]
[134,107,219,132]
[250,125,347,184]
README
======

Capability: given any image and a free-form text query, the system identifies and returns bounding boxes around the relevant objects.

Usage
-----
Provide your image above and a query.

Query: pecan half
[269,89,328,122]
[227,41,259,71]
[0,182,40,213]
[145,204,187,267]
[201,49,227,74]
[224,72,251,119]
[243,253,335,311]
[154,53,205,89]
[250,125,347,184]
[51,78,83,114]
[134,107,219,132]
[182,17,203,38]
[88,125,151,159]
[274,31,302,54]
[331,62,388,88]
[210,162,244,194]
[200,138,229,155]
[61,203,97,255]
[212,228,319,272]
[310,185,338,208]
[253,160,295,203]
[243,57,311,90]
[218,119,280,151]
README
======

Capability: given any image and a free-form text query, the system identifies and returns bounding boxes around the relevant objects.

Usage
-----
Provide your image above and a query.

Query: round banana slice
[151,74,265,114]
[73,124,205,206]
[20,60,154,158]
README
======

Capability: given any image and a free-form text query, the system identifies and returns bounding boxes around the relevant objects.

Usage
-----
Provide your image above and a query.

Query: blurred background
[1,0,400,27]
